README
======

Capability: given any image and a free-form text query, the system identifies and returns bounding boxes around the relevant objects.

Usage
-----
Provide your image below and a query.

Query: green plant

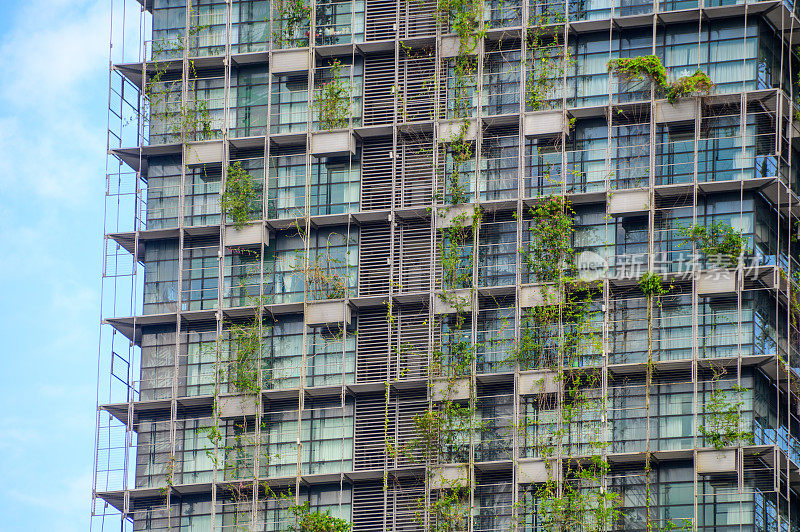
[679,221,747,268]
[698,382,754,450]
[523,197,574,283]
[607,55,668,88]
[435,0,483,53]
[639,272,669,298]
[221,162,259,229]
[608,55,713,103]
[226,318,262,394]
[437,210,475,290]
[289,501,352,532]
[290,223,353,300]
[526,24,573,111]
[666,70,713,103]
[272,0,311,48]
[314,60,351,130]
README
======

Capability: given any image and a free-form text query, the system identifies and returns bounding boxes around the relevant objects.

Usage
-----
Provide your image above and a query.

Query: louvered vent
[399,0,436,38]
[358,223,391,295]
[361,139,393,211]
[398,53,435,123]
[356,308,389,383]
[392,305,428,381]
[392,393,428,468]
[397,136,434,208]
[394,221,431,293]
[364,54,395,126]
[353,483,386,531]
[354,395,387,470]
[365,0,397,41]
[387,479,425,531]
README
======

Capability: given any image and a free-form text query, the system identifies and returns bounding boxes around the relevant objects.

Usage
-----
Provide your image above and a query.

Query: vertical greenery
[698,367,754,449]
[272,0,312,48]
[314,60,352,130]
[222,162,259,229]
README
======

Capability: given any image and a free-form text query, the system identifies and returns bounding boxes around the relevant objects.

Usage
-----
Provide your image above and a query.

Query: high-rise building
[93,0,800,530]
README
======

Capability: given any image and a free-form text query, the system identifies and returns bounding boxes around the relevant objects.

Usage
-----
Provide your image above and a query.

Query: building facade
[93,0,800,530]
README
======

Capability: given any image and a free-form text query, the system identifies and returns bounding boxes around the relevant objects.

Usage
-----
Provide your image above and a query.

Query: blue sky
[0,0,111,529]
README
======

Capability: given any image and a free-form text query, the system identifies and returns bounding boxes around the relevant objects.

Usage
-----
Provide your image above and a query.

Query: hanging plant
[608,55,713,103]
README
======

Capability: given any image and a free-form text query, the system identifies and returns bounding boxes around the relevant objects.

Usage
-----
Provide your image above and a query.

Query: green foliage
[666,70,713,103]
[532,456,621,532]
[314,60,351,130]
[679,221,747,268]
[222,162,259,229]
[639,272,669,298]
[445,125,474,203]
[526,25,573,111]
[227,318,262,394]
[607,55,668,88]
[608,55,713,103]
[435,0,483,53]
[289,501,352,532]
[698,383,754,450]
[291,225,352,300]
[273,0,311,48]
[423,486,470,532]
[409,400,478,462]
[438,220,473,290]
[523,197,574,283]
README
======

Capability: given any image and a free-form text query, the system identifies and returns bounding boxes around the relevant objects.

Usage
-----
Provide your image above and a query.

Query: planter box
[184,140,224,165]
[435,204,476,229]
[219,394,258,419]
[697,449,737,474]
[517,458,560,484]
[306,300,352,327]
[655,99,698,123]
[523,111,566,137]
[224,223,265,247]
[433,289,472,314]
[438,119,478,143]
[697,270,737,296]
[519,284,562,308]
[271,48,310,73]
[519,370,560,395]
[430,463,472,489]
[310,131,357,156]
[431,377,471,402]
[607,188,650,217]
[440,35,482,58]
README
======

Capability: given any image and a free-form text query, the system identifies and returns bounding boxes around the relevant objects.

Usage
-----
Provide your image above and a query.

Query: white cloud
[0,0,109,107]
[0,0,110,204]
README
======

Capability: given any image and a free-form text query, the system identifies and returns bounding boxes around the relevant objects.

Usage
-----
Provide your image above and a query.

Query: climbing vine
[272,0,311,48]
[314,60,352,130]
[523,196,575,283]
[222,162,260,229]
[526,21,572,112]
[699,366,754,450]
